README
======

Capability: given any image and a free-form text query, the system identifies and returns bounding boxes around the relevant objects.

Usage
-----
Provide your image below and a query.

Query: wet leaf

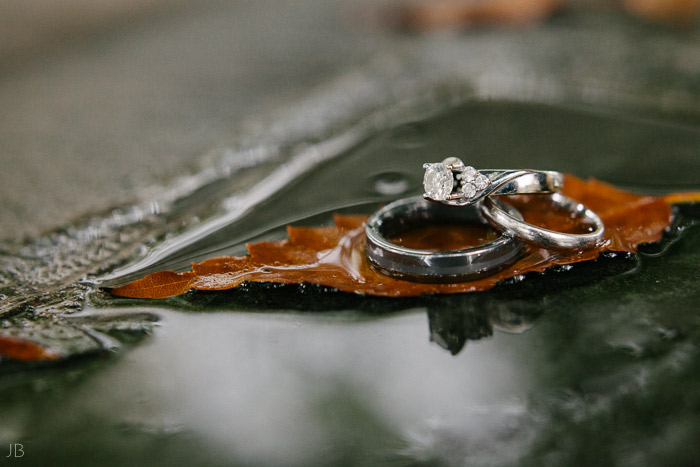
[109,271,197,300]
[109,176,697,299]
[0,310,158,368]
[0,336,59,362]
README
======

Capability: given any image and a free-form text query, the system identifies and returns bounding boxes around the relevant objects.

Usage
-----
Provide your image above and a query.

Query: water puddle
[101,100,700,287]
[3,98,700,466]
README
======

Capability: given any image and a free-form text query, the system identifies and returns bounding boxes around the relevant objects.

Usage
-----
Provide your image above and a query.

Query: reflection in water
[426,248,637,354]
[176,249,639,356]
[368,170,413,196]
[427,297,535,355]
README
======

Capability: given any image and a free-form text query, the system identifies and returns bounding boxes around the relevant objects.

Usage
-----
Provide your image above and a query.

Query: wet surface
[4,226,700,466]
[2,3,700,466]
[0,0,379,241]
[4,101,700,465]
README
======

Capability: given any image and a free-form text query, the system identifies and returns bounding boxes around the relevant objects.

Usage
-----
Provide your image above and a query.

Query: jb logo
[5,444,24,458]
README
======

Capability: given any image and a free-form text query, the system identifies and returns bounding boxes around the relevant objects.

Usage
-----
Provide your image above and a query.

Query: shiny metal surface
[480,193,606,250]
[423,158,564,206]
[365,196,524,283]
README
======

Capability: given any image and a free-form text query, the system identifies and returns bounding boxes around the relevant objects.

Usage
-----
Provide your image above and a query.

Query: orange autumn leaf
[110,270,197,300]
[110,175,688,299]
[664,191,700,205]
[0,336,59,362]
[387,0,699,31]
[389,0,562,30]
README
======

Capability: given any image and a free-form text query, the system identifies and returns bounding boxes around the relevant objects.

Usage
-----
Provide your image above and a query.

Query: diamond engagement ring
[422,157,605,250]
[423,157,564,206]
[365,197,525,283]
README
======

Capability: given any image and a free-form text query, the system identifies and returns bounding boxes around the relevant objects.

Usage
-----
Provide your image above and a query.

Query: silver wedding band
[479,193,605,250]
[365,197,524,283]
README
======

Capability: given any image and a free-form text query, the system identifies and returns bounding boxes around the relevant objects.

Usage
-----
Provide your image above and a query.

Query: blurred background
[0,0,378,241]
[2,0,699,242]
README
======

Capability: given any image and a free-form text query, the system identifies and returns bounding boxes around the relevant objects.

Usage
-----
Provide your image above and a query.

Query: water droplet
[370,171,412,196]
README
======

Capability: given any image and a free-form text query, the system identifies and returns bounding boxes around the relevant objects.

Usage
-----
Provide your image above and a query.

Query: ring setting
[422,158,564,207]
[423,157,491,203]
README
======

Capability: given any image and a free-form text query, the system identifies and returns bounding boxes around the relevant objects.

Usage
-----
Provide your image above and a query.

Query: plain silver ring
[423,157,564,207]
[479,193,606,250]
[365,196,525,283]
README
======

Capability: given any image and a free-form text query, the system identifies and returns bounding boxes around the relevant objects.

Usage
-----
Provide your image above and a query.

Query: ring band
[423,157,564,206]
[479,193,606,250]
[365,197,525,283]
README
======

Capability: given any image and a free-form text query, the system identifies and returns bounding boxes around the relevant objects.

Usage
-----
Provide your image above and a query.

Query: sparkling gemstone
[462,166,478,183]
[423,163,454,200]
[462,182,477,199]
[474,174,490,191]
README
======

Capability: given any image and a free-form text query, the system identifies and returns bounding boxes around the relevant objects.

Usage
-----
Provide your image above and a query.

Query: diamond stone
[462,183,477,199]
[474,174,490,191]
[462,166,478,183]
[423,163,454,200]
